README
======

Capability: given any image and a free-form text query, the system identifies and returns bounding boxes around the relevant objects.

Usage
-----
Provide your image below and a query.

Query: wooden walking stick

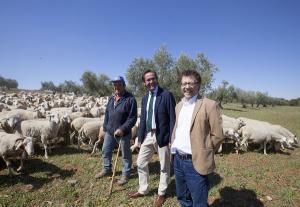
[108,136,121,196]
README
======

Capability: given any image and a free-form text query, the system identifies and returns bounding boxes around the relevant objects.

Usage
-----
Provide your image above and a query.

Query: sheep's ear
[16,141,23,150]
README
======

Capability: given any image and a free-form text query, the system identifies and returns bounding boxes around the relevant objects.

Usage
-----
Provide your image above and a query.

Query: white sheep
[90,106,105,118]
[0,109,43,133]
[0,132,34,175]
[270,125,298,147]
[238,117,295,150]
[238,123,290,155]
[217,115,245,153]
[69,117,103,144]
[222,115,245,131]
[91,126,105,155]
[16,113,60,159]
[78,119,103,150]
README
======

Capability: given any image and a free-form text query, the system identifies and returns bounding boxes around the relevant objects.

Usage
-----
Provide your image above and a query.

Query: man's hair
[180,70,202,85]
[142,70,158,82]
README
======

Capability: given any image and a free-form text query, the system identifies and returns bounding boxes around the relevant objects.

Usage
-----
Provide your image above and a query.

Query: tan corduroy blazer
[171,96,224,175]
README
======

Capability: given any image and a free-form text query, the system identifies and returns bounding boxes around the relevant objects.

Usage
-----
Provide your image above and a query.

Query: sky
[0,0,299,99]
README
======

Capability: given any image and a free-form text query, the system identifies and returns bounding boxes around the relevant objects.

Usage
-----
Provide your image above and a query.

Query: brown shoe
[128,191,145,199]
[154,195,165,207]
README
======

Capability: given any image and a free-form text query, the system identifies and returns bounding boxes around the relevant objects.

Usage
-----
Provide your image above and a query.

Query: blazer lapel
[190,95,203,131]
[154,87,162,115]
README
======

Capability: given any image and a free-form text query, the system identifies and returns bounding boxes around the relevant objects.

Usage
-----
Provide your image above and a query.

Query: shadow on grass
[50,145,91,155]
[32,145,91,157]
[208,172,223,189]
[0,158,75,190]
[247,143,292,156]
[210,186,264,207]
[216,142,237,155]
[217,142,293,156]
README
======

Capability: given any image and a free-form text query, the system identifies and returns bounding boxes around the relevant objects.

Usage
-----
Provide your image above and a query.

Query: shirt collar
[149,86,158,96]
[182,94,197,105]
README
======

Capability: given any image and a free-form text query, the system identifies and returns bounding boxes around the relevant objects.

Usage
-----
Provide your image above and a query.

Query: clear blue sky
[0,0,299,99]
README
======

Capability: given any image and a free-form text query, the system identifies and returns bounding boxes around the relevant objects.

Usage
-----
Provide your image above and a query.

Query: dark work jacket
[138,86,176,147]
[103,91,137,136]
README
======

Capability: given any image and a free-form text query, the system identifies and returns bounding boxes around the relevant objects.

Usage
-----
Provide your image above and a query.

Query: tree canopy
[126,46,218,101]
[0,76,18,89]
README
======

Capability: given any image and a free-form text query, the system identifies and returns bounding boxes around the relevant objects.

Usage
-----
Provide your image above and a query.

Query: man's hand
[114,128,124,138]
[130,137,141,152]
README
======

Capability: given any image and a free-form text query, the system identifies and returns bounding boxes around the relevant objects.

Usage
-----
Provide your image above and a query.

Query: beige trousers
[137,132,170,195]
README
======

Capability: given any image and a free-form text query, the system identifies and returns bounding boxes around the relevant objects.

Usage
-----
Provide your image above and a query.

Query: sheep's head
[7,116,20,131]
[48,113,60,124]
[16,137,35,156]
[237,119,246,128]
[62,113,72,124]
[294,135,298,144]
[0,118,8,129]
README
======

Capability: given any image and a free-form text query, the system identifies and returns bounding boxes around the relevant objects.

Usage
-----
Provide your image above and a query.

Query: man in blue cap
[95,76,137,186]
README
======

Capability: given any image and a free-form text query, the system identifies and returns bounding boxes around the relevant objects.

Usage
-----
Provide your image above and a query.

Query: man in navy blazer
[128,70,176,207]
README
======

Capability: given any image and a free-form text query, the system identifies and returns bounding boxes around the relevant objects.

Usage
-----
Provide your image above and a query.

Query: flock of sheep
[0,91,298,176]
[221,115,298,155]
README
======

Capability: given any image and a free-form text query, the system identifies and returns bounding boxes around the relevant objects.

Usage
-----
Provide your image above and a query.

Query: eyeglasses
[181,82,199,87]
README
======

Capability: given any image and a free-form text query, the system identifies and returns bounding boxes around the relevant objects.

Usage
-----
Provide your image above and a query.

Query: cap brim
[111,80,124,84]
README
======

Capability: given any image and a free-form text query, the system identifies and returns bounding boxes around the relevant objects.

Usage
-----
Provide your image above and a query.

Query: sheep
[218,127,240,153]
[69,117,103,144]
[0,109,43,133]
[217,115,245,153]
[68,111,93,120]
[238,123,290,155]
[270,125,298,147]
[91,117,140,155]
[91,126,105,155]
[238,117,296,149]
[128,117,141,152]
[6,109,43,120]
[91,124,139,155]
[0,103,10,112]
[223,115,246,131]
[129,125,139,152]
[12,100,28,110]
[49,106,76,118]
[16,113,60,159]
[77,119,104,150]
[0,132,34,175]
[90,106,105,118]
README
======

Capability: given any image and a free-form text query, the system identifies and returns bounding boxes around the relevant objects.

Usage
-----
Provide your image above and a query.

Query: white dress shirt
[146,86,158,130]
[171,95,198,154]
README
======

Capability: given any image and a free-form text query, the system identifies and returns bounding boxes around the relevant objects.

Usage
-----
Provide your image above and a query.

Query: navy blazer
[138,86,176,147]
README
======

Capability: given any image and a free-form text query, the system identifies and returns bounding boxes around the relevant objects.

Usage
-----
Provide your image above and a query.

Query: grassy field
[0,104,299,207]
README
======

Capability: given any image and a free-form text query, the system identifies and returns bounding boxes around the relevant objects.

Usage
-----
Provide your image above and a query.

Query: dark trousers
[174,153,209,207]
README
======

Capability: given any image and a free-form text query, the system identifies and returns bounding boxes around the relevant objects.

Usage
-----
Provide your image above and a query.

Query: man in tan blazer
[171,70,224,207]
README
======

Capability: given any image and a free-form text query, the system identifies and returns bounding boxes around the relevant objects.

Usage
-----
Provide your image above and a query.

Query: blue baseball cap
[111,76,125,84]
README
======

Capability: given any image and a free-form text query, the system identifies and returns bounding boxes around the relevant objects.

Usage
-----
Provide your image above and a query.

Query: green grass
[0,104,299,206]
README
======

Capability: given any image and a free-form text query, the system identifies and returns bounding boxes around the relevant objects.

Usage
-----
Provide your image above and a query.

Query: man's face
[181,75,200,100]
[113,81,125,95]
[144,72,158,91]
